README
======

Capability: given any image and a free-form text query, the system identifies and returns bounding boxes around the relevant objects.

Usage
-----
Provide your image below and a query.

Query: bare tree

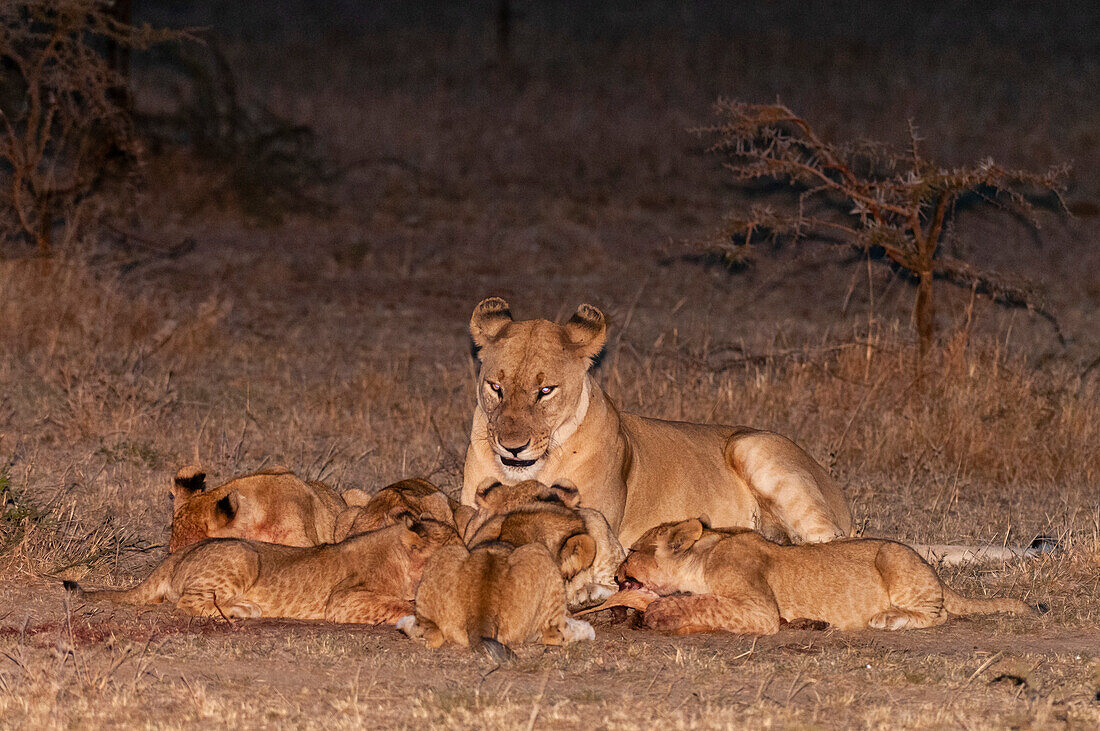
[0,0,176,255]
[695,100,1067,359]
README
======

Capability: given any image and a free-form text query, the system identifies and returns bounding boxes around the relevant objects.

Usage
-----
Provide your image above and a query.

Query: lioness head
[469,298,607,481]
[617,517,724,596]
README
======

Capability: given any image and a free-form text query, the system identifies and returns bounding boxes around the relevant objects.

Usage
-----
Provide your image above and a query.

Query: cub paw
[868,610,909,631]
[395,614,418,636]
[562,617,595,643]
[643,599,685,632]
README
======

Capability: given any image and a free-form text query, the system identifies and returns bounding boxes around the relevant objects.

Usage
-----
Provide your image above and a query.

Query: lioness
[613,518,1033,634]
[169,465,347,551]
[398,541,595,659]
[461,298,852,547]
[333,478,464,542]
[67,517,459,624]
[467,480,625,608]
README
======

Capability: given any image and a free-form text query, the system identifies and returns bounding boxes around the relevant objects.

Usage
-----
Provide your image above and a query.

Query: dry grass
[1,4,1099,727]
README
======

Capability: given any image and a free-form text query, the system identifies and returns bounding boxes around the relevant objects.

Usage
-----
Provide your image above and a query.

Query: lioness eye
[536,385,557,400]
[487,381,502,396]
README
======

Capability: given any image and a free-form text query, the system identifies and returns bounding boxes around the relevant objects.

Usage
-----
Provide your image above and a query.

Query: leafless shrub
[0,1,179,255]
[694,101,1068,359]
[139,41,333,225]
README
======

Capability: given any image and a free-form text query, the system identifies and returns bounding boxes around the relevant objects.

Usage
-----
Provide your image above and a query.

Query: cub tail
[943,587,1036,617]
[473,636,518,664]
[61,564,174,607]
[466,605,516,663]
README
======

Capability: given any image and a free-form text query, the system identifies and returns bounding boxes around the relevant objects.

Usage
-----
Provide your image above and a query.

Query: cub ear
[559,533,597,579]
[341,488,371,507]
[419,491,454,525]
[453,505,477,539]
[698,513,711,529]
[548,480,582,509]
[172,465,206,500]
[474,479,503,509]
[470,297,513,349]
[399,518,426,553]
[563,303,607,363]
[212,491,239,528]
[667,518,704,553]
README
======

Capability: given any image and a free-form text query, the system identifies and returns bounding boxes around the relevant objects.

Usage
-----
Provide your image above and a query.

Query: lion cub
[466,480,625,608]
[398,541,594,659]
[67,517,459,624]
[168,465,348,551]
[334,478,466,541]
[618,518,1034,634]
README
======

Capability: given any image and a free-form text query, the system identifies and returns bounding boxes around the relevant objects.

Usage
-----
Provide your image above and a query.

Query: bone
[572,588,659,616]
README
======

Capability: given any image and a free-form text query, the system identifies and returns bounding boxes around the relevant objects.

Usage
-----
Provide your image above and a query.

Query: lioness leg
[869,542,947,630]
[325,588,413,625]
[729,433,850,544]
[645,593,782,635]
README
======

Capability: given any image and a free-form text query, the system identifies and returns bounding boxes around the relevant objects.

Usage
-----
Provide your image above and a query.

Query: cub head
[169,465,235,552]
[469,298,607,481]
[335,479,459,540]
[395,515,463,584]
[168,466,313,552]
[473,478,582,514]
[616,517,716,596]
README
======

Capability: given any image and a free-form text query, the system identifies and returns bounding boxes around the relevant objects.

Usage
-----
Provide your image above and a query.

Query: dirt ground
[2,2,1099,728]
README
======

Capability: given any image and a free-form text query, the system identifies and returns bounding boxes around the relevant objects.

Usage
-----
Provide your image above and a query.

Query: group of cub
[67,464,1032,657]
[66,467,623,654]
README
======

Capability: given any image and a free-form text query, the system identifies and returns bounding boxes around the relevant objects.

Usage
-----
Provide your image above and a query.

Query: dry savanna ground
[1,3,1099,728]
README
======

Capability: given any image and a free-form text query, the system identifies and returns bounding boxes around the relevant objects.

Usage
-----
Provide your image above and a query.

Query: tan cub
[67,517,459,624]
[617,519,1034,634]
[169,465,347,551]
[468,480,624,609]
[334,478,463,541]
[398,541,595,660]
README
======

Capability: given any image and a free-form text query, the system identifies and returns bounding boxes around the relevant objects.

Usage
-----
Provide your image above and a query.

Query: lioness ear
[667,518,704,552]
[470,297,513,349]
[172,465,206,500]
[212,491,239,528]
[559,533,597,578]
[563,303,607,363]
[549,480,582,509]
[474,479,503,508]
[698,513,711,529]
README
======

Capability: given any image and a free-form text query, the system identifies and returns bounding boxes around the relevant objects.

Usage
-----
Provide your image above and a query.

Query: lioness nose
[501,440,530,457]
